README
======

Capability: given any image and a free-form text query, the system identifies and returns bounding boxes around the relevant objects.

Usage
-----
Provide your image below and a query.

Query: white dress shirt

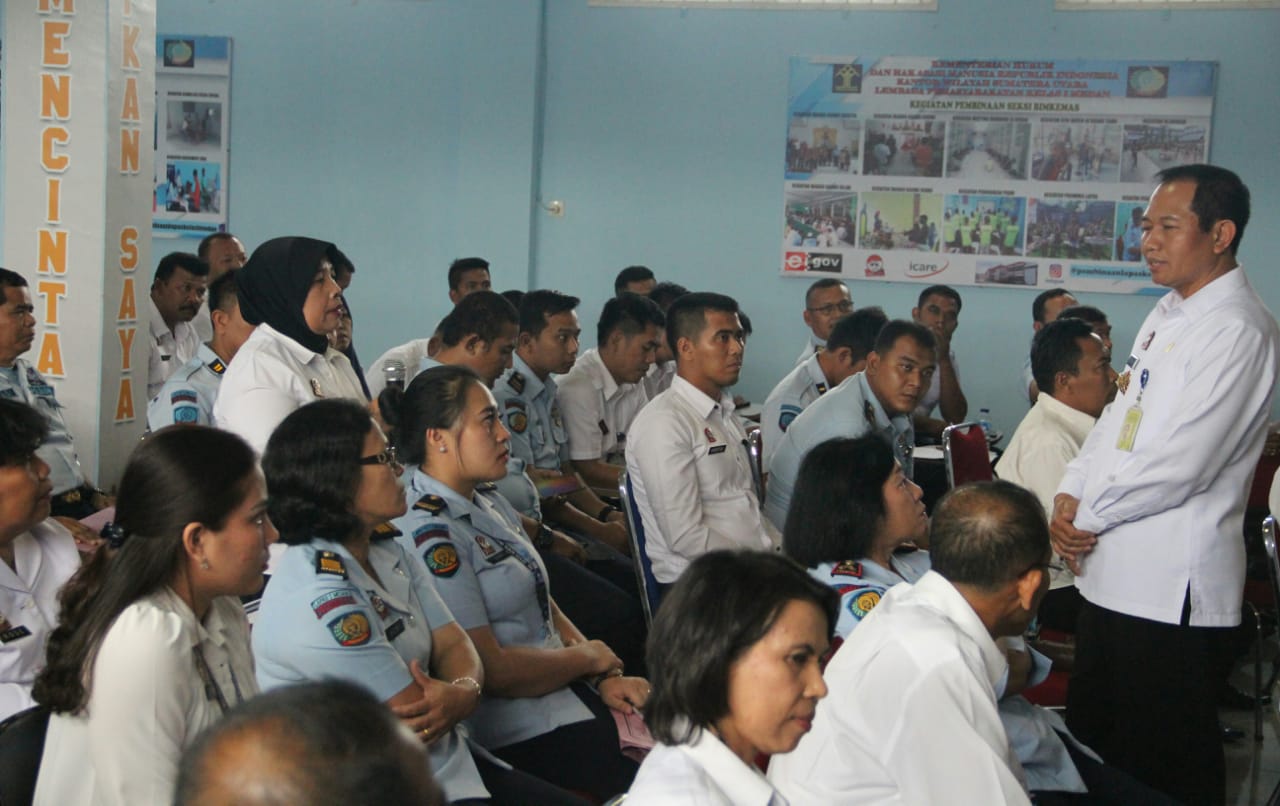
[147,296,201,399]
[0,520,79,721]
[556,348,649,465]
[768,571,1030,805]
[213,323,366,455]
[995,393,1097,590]
[35,589,257,806]
[760,352,829,468]
[643,360,676,399]
[1058,268,1279,627]
[626,376,778,584]
[366,338,436,398]
[628,725,787,805]
[913,348,958,418]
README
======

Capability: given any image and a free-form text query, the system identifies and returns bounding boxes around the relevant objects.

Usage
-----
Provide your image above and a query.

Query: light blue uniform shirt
[494,354,570,471]
[146,343,226,430]
[765,371,912,529]
[760,351,829,469]
[392,468,592,749]
[252,534,489,802]
[0,360,85,494]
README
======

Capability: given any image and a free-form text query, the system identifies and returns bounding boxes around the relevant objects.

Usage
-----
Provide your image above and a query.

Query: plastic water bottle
[383,359,406,392]
[978,407,993,435]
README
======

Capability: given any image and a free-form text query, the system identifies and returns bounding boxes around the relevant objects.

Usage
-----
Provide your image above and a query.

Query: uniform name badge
[1115,369,1149,452]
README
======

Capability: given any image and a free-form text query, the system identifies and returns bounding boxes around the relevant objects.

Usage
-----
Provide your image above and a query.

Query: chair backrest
[1263,516,1280,612]
[0,705,51,806]
[619,472,662,627]
[745,425,765,502]
[942,421,993,488]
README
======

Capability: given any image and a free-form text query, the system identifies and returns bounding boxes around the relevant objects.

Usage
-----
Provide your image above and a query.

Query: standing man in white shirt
[626,293,778,586]
[910,284,968,439]
[1051,164,1279,805]
[559,293,665,490]
[794,279,853,366]
[148,252,209,398]
[995,317,1115,633]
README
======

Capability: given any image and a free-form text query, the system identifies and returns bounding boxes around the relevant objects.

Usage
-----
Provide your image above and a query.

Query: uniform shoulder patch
[506,402,528,434]
[411,523,450,548]
[310,590,357,619]
[848,589,882,619]
[315,550,348,578]
[327,611,371,646]
[424,542,460,577]
[173,405,200,424]
[831,560,864,578]
[778,404,803,432]
[413,494,446,514]
[371,521,403,540]
[509,371,526,394]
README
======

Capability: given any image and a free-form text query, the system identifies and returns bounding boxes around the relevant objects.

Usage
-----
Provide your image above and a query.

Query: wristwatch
[534,523,556,550]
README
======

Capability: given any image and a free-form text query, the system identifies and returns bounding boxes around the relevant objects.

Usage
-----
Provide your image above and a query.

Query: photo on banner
[781,56,1216,296]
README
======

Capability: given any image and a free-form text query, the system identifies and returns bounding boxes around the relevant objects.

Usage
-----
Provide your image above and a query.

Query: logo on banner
[832,63,863,94]
[906,259,949,279]
[783,252,843,273]
[865,255,885,277]
[784,252,808,272]
[1049,263,1064,280]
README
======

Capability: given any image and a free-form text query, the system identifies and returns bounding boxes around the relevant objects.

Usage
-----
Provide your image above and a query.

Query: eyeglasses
[359,448,402,470]
[807,301,854,317]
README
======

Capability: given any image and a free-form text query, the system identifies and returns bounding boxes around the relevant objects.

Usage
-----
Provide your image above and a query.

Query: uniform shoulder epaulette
[208,358,227,375]
[414,493,446,514]
[371,521,403,540]
[831,560,864,578]
[315,550,348,578]
[816,381,828,395]
[508,371,526,395]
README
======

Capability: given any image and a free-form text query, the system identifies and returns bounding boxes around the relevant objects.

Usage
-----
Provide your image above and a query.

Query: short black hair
[380,365,482,467]
[174,680,443,806]
[872,319,935,356]
[1032,289,1075,324]
[916,284,962,313]
[826,306,888,363]
[447,257,489,291]
[1030,317,1095,396]
[804,278,849,308]
[784,436,895,566]
[438,290,518,348]
[196,232,238,261]
[614,265,655,296]
[501,289,525,310]
[738,311,753,337]
[518,289,579,338]
[0,268,28,292]
[1155,164,1250,254]
[648,281,689,311]
[0,398,48,466]
[207,269,241,315]
[1056,304,1108,327]
[154,251,210,283]
[644,550,838,745]
[929,481,1050,592]
[262,400,373,546]
[597,293,666,347]
[665,292,739,356]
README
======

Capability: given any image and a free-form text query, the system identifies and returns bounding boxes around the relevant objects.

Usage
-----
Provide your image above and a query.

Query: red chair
[942,422,993,488]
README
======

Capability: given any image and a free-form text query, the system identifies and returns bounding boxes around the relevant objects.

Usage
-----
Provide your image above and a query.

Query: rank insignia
[831,560,864,578]
[414,494,446,514]
[369,593,391,620]
[371,521,403,539]
[816,382,828,395]
[412,524,450,547]
[208,359,226,375]
[848,589,882,619]
[509,372,526,394]
[425,543,460,577]
[1117,370,1131,396]
[310,378,324,398]
[315,550,348,578]
[310,590,356,619]
[328,612,371,647]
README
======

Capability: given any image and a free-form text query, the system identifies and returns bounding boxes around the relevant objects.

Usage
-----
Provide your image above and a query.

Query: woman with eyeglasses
[383,365,647,801]
[32,426,272,806]
[252,399,589,805]
[213,236,365,455]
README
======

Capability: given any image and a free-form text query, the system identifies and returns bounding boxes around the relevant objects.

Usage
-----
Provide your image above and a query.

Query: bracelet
[451,676,482,698]
[592,666,624,687]
[596,504,617,522]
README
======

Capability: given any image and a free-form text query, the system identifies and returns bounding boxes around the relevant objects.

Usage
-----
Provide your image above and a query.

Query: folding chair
[619,472,662,627]
[941,421,993,488]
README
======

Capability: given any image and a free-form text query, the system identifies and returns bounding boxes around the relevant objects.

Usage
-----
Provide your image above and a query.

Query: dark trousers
[455,754,593,806]
[1039,584,1085,635]
[492,683,639,802]
[1065,598,1228,805]
[1031,731,1181,805]
[540,550,647,677]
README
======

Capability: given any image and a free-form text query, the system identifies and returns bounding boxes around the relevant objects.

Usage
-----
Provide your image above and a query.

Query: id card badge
[1115,368,1149,452]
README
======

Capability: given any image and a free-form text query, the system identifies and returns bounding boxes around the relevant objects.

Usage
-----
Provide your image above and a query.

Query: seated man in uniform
[794,278,853,366]
[148,252,210,398]
[193,232,247,341]
[148,270,256,430]
[642,281,688,399]
[766,320,936,529]
[626,292,778,586]
[910,284,969,440]
[558,293,665,491]
[0,269,108,519]
[614,265,656,297]
[761,307,886,468]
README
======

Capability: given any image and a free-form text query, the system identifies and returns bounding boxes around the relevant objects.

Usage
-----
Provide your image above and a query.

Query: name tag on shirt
[708,444,727,455]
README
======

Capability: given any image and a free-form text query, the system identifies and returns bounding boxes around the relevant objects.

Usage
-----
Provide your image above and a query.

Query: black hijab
[238,236,338,354]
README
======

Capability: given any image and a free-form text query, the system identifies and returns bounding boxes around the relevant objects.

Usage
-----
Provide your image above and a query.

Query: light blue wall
[156,0,1280,436]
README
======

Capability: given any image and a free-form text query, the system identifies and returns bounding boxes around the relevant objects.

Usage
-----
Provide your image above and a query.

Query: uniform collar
[802,352,829,393]
[579,348,624,401]
[509,353,550,400]
[677,725,786,806]
[258,322,329,367]
[855,372,907,435]
[670,375,734,420]
[1036,392,1097,444]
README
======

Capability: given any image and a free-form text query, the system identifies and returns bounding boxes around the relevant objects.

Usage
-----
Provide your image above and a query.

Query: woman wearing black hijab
[212,236,367,454]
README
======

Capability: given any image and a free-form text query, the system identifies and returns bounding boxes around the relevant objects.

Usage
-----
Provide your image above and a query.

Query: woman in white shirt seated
[213,236,365,455]
[625,550,837,805]
[0,399,80,722]
[32,426,275,806]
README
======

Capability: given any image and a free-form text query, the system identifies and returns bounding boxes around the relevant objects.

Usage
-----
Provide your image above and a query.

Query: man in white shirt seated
[1023,288,1078,403]
[193,232,247,341]
[761,307,886,468]
[996,317,1115,634]
[769,481,1051,805]
[910,284,968,440]
[1056,303,1114,359]
[447,256,492,304]
[626,292,778,586]
[559,293,665,490]
[614,265,657,297]
[643,282,688,399]
[794,278,852,365]
[148,252,209,398]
